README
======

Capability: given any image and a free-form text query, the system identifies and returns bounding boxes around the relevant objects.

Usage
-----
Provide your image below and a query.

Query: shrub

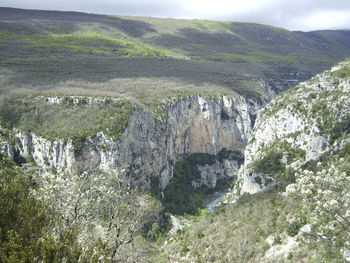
[149,222,161,240]
[0,153,47,261]
[217,148,243,164]
[163,157,205,215]
[253,151,285,176]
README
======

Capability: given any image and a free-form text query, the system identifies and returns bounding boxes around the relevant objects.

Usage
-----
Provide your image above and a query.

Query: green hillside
[1,7,350,263]
[1,7,350,102]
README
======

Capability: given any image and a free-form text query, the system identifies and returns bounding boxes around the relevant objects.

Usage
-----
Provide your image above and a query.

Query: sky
[1,0,350,31]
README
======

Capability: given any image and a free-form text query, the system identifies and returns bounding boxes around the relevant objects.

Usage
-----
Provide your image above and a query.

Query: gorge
[0,6,350,263]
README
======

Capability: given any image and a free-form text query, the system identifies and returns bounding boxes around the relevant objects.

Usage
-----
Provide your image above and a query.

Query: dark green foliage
[0,153,47,238]
[339,143,350,158]
[254,175,263,185]
[0,152,118,262]
[163,150,243,215]
[214,176,236,192]
[0,153,46,261]
[163,159,205,215]
[301,151,331,172]
[286,215,307,237]
[252,141,305,186]
[150,175,161,199]
[147,212,172,241]
[253,151,285,176]
[0,98,23,129]
[185,153,216,166]
[144,210,172,242]
[149,222,161,240]
[329,116,350,144]
[303,143,350,175]
[0,153,57,261]
[220,110,230,121]
[72,136,86,156]
[13,148,27,166]
[217,148,244,164]
[287,147,306,163]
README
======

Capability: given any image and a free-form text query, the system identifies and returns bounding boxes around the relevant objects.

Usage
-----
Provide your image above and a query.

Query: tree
[34,170,161,262]
[284,157,350,255]
[0,153,47,262]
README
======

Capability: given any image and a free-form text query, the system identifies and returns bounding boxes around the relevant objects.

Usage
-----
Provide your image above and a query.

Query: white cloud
[286,10,350,31]
[182,0,274,17]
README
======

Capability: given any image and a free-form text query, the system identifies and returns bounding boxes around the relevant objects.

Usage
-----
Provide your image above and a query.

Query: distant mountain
[0,7,349,262]
[1,7,350,102]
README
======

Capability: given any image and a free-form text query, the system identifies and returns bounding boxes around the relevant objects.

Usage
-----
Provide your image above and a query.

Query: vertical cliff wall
[1,95,252,190]
[235,61,350,195]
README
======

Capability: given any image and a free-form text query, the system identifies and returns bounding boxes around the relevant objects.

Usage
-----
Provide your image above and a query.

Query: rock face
[1,95,252,190]
[236,60,350,195]
[12,129,75,171]
[194,160,240,189]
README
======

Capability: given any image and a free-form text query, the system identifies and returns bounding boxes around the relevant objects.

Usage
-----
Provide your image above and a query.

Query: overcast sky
[1,0,350,31]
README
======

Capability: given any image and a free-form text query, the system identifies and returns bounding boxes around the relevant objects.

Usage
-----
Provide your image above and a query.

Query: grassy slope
[0,7,350,140]
[1,7,350,102]
[0,97,134,141]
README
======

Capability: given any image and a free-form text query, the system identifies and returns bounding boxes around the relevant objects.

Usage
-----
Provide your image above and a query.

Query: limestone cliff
[194,159,241,189]
[236,60,350,195]
[1,95,252,190]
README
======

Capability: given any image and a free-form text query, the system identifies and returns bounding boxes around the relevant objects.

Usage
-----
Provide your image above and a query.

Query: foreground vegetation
[1,7,350,263]
[0,153,162,262]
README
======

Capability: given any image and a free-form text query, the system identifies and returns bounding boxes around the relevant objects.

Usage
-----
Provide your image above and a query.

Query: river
[203,190,230,214]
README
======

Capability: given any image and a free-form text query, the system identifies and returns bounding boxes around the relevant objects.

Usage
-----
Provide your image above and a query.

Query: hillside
[0,7,350,263]
[237,59,350,194]
[1,7,350,104]
[156,59,350,263]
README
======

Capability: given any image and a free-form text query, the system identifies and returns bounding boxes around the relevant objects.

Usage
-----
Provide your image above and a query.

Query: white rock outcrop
[236,60,350,194]
[1,95,252,190]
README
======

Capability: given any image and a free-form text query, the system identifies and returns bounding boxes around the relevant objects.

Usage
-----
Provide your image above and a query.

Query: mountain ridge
[1,7,350,103]
[0,7,350,262]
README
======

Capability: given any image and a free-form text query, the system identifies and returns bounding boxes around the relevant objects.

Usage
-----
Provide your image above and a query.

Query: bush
[149,222,162,240]
[0,153,47,261]
[286,216,306,237]
[163,150,242,215]
[185,153,216,166]
[163,157,205,215]
[330,117,350,144]
[217,148,243,164]
[253,151,285,176]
